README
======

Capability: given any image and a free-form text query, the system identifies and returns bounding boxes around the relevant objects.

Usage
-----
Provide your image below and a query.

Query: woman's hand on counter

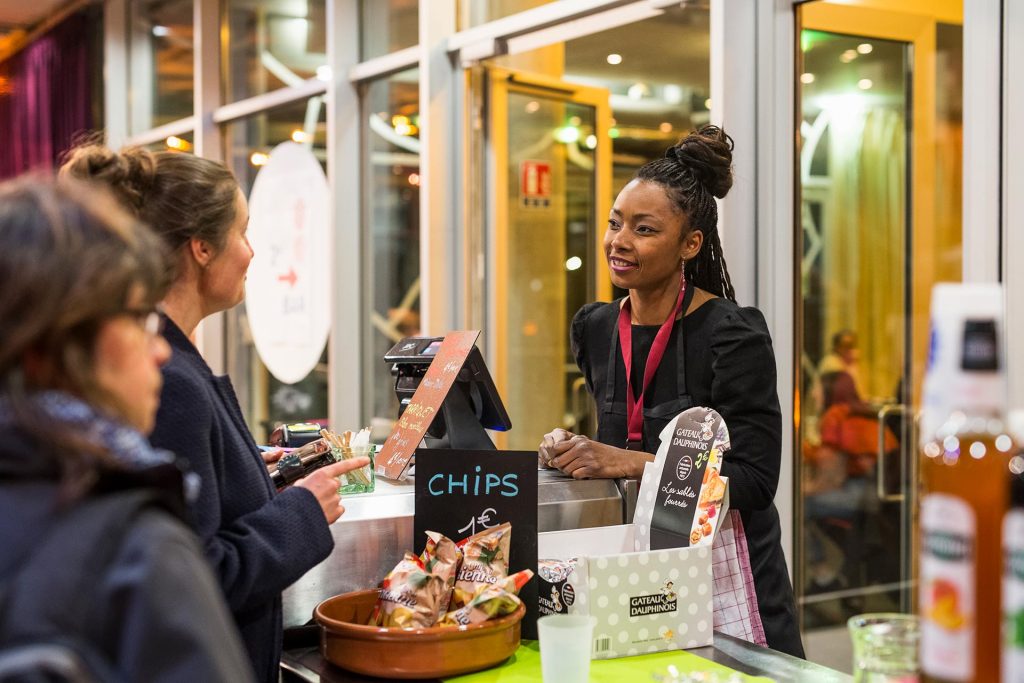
[538,428,577,469]
[545,436,652,479]
[294,457,371,524]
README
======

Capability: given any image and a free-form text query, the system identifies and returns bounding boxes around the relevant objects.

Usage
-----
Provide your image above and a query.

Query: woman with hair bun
[61,145,369,683]
[538,126,803,656]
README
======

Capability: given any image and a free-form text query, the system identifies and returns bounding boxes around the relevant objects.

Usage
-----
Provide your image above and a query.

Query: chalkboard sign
[414,449,539,639]
[377,330,480,480]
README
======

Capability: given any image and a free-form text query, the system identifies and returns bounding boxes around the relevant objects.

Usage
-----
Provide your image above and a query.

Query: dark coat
[572,298,805,658]
[0,428,255,682]
[149,317,335,683]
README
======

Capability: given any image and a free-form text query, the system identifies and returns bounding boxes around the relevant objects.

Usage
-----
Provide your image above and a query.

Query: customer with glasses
[61,145,369,683]
[0,178,254,681]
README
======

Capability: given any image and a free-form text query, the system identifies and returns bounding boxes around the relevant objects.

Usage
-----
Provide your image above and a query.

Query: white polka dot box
[537,523,717,660]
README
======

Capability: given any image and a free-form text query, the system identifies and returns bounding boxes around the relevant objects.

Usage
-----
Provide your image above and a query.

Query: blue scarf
[0,390,199,502]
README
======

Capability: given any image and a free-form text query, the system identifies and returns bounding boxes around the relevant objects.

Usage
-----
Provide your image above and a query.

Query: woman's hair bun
[59,143,157,216]
[665,124,734,199]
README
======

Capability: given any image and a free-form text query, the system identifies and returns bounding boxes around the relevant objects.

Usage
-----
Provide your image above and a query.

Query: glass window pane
[225,0,327,103]
[476,2,709,449]
[363,69,421,440]
[794,1,963,667]
[360,0,418,60]
[129,0,193,133]
[458,0,557,30]
[223,98,328,441]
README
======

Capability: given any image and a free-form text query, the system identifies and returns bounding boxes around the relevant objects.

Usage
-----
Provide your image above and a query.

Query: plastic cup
[538,614,593,683]
[848,613,920,683]
[335,445,376,495]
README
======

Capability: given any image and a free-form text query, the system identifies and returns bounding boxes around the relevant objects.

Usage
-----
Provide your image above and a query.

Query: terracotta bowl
[314,590,525,679]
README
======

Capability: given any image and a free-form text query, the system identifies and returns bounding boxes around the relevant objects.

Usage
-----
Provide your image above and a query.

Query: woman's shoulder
[695,298,773,345]
[570,300,620,368]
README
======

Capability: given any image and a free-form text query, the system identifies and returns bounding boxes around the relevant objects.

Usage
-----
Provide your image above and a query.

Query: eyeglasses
[122,307,165,337]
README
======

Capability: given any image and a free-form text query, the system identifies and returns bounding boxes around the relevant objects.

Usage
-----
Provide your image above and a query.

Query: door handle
[877,404,911,502]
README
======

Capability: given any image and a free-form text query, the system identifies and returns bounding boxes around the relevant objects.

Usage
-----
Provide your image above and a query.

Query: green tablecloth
[447,641,774,682]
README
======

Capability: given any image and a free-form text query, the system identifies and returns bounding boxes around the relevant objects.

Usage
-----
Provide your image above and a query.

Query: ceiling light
[165,136,191,151]
[840,49,857,63]
[858,78,873,90]
[800,72,815,84]
[659,122,673,133]
[151,25,169,37]
[565,256,583,271]
[291,130,311,143]
[250,152,270,167]
[525,100,540,114]
[627,82,650,100]
[408,173,420,186]
[585,134,597,149]
[662,84,683,105]
[555,126,580,144]
[857,43,873,55]
[606,53,622,65]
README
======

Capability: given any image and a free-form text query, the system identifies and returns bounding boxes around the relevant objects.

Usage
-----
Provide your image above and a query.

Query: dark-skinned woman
[538,125,803,658]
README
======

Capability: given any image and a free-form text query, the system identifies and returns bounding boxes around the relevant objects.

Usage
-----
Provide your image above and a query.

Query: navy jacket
[149,317,335,683]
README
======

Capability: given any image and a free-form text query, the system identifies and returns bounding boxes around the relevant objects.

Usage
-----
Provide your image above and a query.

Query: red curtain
[0,10,98,180]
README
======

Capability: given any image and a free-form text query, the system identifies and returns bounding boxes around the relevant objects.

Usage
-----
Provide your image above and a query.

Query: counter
[280,632,852,682]
[284,469,632,627]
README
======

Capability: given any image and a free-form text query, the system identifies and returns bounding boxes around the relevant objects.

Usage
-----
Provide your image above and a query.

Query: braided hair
[635,124,736,302]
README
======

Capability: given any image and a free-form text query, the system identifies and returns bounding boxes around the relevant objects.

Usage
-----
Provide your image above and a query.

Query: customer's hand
[261,448,285,467]
[294,457,371,524]
[538,428,577,468]
[548,437,651,480]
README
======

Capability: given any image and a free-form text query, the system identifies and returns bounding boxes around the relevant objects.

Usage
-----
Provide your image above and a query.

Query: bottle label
[1004,510,1024,682]
[921,493,975,681]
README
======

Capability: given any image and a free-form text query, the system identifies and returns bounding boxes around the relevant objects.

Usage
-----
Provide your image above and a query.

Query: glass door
[795,0,963,668]
[487,68,612,451]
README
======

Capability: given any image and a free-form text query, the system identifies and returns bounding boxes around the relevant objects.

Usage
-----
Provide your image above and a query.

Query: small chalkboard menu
[414,449,539,640]
[376,330,480,480]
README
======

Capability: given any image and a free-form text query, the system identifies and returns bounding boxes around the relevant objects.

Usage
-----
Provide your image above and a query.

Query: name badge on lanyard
[617,277,686,450]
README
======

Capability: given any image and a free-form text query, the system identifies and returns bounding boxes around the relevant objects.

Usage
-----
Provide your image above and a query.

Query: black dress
[571,296,805,658]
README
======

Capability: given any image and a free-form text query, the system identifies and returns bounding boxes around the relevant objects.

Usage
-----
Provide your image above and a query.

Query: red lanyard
[617,280,686,446]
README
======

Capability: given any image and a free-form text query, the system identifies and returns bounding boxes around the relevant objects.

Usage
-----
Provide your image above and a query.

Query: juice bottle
[919,284,1012,683]
[1003,413,1024,683]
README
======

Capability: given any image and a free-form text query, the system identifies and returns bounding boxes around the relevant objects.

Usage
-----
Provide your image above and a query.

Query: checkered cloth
[711,510,767,646]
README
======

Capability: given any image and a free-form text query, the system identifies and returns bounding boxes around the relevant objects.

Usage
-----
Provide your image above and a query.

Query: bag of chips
[451,523,512,610]
[422,531,462,618]
[370,552,449,628]
[439,569,534,627]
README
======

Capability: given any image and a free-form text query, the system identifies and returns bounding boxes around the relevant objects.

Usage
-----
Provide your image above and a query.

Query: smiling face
[603,179,702,293]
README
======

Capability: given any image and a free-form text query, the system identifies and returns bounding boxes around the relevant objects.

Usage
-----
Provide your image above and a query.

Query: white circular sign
[245,142,330,384]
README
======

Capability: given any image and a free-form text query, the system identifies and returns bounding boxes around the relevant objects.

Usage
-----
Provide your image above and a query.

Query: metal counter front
[283,469,632,628]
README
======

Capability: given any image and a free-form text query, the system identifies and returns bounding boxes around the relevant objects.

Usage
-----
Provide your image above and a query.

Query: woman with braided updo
[538,125,803,656]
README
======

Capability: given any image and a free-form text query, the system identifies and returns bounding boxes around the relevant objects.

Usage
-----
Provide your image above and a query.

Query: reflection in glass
[799,33,908,632]
[363,70,421,441]
[478,2,709,443]
[795,3,963,666]
[360,0,418,60]
[225,0,326,103]
[223,98,328,441]
[458,0,555,30]
[143,132,195,154]
[129,0,193,132]
[503,93,597,450]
